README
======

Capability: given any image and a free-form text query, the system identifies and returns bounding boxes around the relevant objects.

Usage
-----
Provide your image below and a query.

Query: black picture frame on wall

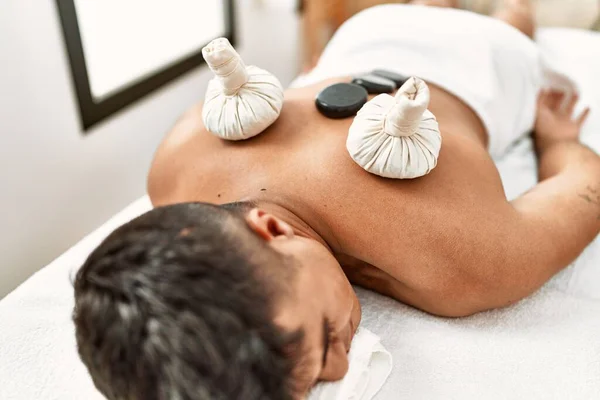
[55,0,236,132]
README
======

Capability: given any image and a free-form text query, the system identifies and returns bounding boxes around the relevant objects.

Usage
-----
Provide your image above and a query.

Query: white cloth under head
[308,328,392,400]
[347,77,441,179]
[291,4,544,158]
[202,38,284,140]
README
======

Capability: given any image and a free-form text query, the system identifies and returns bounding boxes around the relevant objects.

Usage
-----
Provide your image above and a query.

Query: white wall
[0,0,300,297]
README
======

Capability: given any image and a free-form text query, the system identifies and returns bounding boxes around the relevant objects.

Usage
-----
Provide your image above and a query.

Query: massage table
[1,28,599,400]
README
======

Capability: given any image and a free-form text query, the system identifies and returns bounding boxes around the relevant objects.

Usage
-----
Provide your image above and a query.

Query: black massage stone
[352,74,396,94]
[315,83,368,119]
[371,69,408,88]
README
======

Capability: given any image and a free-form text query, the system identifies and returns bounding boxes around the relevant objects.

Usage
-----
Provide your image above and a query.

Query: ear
[245,208,294,241]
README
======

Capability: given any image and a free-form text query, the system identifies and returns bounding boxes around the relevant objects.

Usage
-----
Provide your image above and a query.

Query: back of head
[73,202,302,400]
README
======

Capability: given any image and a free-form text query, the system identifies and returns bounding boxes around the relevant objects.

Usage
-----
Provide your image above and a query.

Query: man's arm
[487,91,599,308]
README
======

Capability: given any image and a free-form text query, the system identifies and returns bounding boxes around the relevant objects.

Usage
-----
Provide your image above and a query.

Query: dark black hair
[73,202,303,400]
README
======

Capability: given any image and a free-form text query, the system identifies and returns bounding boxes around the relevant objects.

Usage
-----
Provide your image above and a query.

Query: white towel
[308,328,392,400]
[291,5,543,158]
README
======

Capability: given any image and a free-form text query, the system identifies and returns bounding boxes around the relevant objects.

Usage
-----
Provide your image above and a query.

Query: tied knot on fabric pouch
[202,37,284,140]
[347,77,442,179]
[202,38,249,96]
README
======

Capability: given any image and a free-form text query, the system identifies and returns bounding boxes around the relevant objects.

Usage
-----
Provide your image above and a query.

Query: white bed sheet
[1,28,599,400]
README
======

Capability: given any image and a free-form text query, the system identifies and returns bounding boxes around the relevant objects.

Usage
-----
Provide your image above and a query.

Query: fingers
[576,107,591,127]
[537,89,547,107]
[547,90,565,111]
[566,93,579,115]
[538,89,554,109]
[539,89,584,116]
[538,89,564,110]
[537,90,545,108]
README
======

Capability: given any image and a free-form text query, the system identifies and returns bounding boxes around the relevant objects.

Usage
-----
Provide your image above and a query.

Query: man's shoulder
[147,102,218,205]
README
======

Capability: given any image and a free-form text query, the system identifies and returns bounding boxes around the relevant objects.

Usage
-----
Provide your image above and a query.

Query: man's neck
[250,197,338,253]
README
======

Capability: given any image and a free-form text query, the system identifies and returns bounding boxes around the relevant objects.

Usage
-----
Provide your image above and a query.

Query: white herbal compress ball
[202,38,284,140]
[346,77,442,179]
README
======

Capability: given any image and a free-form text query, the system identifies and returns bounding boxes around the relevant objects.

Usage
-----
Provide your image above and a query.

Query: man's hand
[534,90,590,153]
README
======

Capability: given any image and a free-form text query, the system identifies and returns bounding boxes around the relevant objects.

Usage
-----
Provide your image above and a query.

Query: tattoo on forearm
[579,185,600,220]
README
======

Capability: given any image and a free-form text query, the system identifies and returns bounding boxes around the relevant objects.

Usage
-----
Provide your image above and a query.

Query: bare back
[149,77,516,313]
[149,3,600,318]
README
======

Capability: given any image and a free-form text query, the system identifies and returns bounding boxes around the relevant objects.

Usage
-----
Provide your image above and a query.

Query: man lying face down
[73,1,600,399]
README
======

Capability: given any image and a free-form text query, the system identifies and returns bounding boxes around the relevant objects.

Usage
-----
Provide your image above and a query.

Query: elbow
[425,272,528,318]
[425,293,489,318]
[417,280,490,318]
[413,250,547,318]
[426,305,481,319]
